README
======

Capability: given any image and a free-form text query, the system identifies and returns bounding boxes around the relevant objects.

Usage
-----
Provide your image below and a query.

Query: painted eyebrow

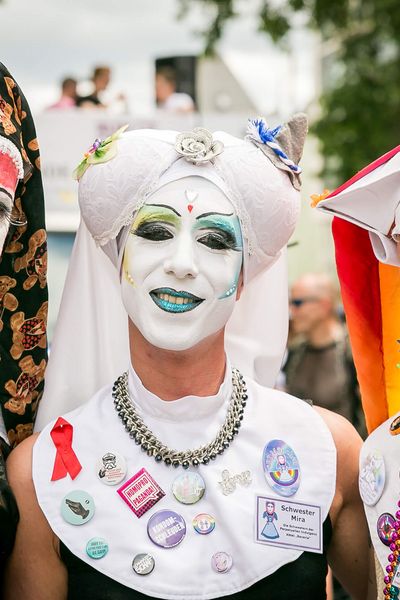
[0,187,13,201]
[196,211,234,220]
[146,203,181,217]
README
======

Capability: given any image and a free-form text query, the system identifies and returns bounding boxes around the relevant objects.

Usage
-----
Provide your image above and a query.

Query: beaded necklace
[383,416,400,599]
[112,368,247,469]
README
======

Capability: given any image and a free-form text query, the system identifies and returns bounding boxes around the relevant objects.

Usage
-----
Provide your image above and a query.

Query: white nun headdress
[35,117,307,430]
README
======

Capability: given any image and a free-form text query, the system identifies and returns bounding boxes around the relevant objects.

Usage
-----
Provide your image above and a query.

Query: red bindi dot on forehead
[187,204,194,213]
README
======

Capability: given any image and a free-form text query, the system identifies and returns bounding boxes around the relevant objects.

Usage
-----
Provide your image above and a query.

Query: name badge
[255,495,322,554]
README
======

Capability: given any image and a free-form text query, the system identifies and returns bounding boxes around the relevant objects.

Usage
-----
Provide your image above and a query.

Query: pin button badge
[389,414,400,436]
[86,537,109,559]
[132,553,155,575]
[193,513,215,535]
[172,471,205,505]
[211,551,233,573]
[117,468,165,518]
[262,439,300,497]
[61,490,95,525]
[97,451,127,486]
[147,510,186,548]
[377,512,396,546]
[359,450,385,506]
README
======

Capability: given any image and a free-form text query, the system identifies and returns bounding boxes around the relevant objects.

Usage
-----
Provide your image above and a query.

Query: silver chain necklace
[112,368,248,469]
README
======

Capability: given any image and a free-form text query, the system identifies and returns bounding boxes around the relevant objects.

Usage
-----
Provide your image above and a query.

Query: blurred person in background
[77,65,127,112]
[283,273,366,437]
[77,65,111,109]
[155,65,195,113]
[48,77,77,109]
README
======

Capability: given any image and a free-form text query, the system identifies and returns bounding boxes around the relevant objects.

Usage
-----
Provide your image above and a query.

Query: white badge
[255,495,323,554]
[359,450,385,506]
[97,451,127,486]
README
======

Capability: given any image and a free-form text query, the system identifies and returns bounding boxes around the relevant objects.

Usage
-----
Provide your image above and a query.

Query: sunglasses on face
[289,297,320,307]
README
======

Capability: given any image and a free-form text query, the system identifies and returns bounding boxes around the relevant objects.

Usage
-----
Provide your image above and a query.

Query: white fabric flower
[175,128,224,164]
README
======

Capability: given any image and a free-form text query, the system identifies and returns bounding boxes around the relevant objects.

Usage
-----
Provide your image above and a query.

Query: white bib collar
[128,359,232,423]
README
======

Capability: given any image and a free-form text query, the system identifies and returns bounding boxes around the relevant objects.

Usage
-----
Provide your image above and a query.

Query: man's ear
[236,271,244,301]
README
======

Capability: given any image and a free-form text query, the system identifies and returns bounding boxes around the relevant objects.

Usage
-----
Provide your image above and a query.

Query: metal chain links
[112,368,248,469]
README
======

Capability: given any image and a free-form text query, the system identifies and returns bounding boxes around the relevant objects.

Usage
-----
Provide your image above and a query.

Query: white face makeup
[121,176,243,351]
[0,191,12,255]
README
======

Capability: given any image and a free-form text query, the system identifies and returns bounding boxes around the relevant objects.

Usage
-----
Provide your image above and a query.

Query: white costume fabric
[359,411,400,570]
[33,363,336,599]
[317,149,400,266]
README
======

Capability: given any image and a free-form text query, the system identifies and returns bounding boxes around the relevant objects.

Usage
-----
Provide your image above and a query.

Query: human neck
[128,321,227,401]
[308,317,343,348]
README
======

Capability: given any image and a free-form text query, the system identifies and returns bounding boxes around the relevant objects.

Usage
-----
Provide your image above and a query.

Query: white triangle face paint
[185,190,199,203]
[185,189,198,213]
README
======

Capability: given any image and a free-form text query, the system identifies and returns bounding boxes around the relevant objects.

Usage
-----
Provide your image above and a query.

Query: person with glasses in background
[283,273,366,437]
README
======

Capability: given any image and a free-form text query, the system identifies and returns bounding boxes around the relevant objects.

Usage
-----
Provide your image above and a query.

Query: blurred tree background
[179,0,400,186]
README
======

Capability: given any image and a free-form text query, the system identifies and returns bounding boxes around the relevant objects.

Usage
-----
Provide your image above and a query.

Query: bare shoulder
[314,407,362,519]
[314,405,362,452]
[6,433,39,491]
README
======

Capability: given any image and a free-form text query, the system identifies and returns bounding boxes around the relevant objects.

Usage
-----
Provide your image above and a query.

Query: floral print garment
[0,63,48,446]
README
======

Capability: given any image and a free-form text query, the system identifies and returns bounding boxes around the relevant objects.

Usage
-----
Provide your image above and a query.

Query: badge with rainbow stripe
[262,439,300,497]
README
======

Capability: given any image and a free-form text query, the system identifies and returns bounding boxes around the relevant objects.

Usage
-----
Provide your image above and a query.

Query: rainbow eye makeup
[131,204,180,242]
[194,213,243,253]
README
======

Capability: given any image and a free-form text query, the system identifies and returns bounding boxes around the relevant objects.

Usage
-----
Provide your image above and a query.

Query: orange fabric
[379,263,400,418]
[332,218,389,432]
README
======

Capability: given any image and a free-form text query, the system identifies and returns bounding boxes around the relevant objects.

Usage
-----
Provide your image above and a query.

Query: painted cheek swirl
[193,214,243,300]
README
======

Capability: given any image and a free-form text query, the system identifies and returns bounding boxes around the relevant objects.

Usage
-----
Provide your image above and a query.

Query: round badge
[97,451,127,486]
[61,490,95,526]
[193,513,215,535]
[147,510,186,548]
[86,537,109,559]
[132,553,155,575]
[359,450,385,506]
[377,513,396,546]
[211,551,233,573]
[172,471,205,505]
[262,439,300,497]
[390,414,400,436]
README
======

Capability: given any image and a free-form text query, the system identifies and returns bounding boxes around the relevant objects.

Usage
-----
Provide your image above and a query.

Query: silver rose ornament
[175,128,224,164]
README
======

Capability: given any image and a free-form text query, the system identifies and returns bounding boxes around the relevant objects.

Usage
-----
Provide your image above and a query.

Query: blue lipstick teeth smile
[150,288,204,313]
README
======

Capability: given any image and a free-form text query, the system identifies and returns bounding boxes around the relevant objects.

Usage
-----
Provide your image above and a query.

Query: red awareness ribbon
[50,417,82,481]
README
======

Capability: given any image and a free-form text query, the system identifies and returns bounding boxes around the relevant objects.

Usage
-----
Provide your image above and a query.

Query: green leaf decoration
[73,124,129,181]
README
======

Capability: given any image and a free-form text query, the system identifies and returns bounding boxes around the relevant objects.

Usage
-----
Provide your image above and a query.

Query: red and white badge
[117,467,165,518]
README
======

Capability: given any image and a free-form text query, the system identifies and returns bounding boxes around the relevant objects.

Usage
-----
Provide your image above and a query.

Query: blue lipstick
[150,288,204,313]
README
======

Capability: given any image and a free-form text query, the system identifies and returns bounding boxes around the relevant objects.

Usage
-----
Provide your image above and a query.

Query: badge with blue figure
[262,439,300,497]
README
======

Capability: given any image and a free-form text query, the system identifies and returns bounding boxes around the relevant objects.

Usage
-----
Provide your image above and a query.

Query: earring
[124,270,135,286]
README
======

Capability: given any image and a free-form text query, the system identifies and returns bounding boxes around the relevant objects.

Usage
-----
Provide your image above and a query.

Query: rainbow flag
[323,146,400,432]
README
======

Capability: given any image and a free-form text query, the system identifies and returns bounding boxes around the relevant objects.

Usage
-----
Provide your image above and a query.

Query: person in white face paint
[5,122,374,599]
